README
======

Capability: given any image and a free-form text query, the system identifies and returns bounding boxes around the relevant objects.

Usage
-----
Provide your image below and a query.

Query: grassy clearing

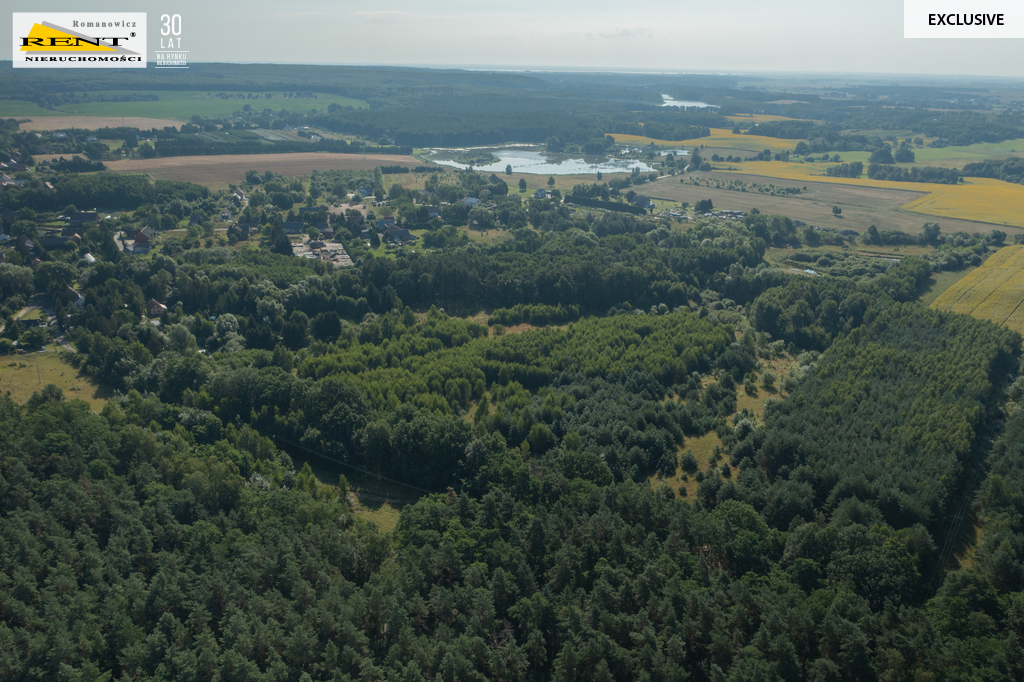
[931,245,1024,333]
[294,454,421,533]
[350,498,403,533]
[0,352,113,410]
[917,267,978,307]
[652,355,796,500]
[460,227,510,245]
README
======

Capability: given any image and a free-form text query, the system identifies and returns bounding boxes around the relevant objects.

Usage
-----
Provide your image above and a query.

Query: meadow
[0,352,112,411]
[931,245,1024,333]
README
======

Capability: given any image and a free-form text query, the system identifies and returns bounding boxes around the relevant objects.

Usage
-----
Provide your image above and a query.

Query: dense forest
[3,63,1024,680]
[2,64,1021,153]
[961,158,1024,184]
[3,177,1024,679]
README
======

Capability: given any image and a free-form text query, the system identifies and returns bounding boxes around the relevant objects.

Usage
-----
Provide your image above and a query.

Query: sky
[5,0,1024,78]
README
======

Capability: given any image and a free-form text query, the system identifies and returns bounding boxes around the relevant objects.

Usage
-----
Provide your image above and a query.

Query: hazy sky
[6,0,1024,77]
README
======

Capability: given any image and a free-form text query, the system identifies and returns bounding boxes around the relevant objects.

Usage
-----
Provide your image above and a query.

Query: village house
[67,286,85,310]
[147,299,168,316]
[37,235,70,249]
[385,227,418,245]
[68,212,99,228]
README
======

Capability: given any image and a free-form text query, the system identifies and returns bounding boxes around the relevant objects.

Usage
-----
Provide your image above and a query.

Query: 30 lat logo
[155,13,187,69]
[12,13,147,68]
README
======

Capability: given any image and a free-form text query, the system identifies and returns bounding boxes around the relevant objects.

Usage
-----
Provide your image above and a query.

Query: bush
[680,450,698,473]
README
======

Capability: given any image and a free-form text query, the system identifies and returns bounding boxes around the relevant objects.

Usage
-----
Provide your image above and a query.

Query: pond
[661,94,718,108]
[425,147,658,175]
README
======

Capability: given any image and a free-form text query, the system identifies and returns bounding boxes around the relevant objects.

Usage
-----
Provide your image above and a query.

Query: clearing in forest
[931,245,1024,334]
[0,352,112,410]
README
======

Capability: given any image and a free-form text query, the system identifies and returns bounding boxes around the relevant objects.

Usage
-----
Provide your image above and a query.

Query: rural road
[0,305,32,335]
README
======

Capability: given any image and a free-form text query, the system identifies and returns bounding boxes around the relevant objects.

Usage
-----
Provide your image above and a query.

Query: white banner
[905,1,1024,38]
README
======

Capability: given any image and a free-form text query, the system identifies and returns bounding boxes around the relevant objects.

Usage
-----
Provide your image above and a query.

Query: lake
[661,94,718,108]
[425,147,658,175]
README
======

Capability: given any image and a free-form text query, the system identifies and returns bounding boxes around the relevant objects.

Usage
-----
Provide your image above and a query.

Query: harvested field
[17,116,184,131]
[726,114,814,123]
[105,153,421,185]
[611,128,798,152]
[645,174,1012,237]
[675,160,1024,231]
[931,246,1024,334]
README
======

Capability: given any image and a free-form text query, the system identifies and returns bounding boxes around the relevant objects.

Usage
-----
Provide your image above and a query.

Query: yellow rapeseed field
[932,246,1024,334]
[696,162,1024,228]
[900,178,1024,228]
[609,132,1024,226]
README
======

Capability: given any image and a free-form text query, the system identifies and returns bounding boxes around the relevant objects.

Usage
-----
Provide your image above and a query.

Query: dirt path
[0,306,33,335]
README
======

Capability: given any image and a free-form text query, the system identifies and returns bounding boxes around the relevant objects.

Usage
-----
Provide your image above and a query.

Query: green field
[0,99,60,117]
[910,138,1024,162]
[0,90,368,121]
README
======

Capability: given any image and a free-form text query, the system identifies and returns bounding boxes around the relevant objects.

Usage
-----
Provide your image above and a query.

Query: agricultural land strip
[686,161,1024,230]
[931,245,1024,334]
[614,130,1024,228]
[16,116,186,131]
[645,174,1013,237]
[105,153,421,185]
[611,129,793,153]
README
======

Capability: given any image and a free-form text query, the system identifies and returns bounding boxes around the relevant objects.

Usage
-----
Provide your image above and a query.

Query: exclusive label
[905,0,1023,37]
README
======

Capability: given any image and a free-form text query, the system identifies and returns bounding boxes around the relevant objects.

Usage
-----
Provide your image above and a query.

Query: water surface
[660,94,717,108]
[426,147,657,175]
